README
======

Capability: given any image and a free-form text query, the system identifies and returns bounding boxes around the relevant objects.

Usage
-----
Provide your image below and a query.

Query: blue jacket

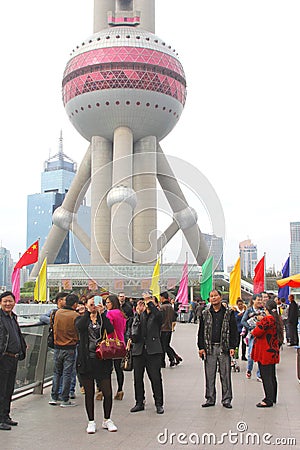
[241,306,264,332]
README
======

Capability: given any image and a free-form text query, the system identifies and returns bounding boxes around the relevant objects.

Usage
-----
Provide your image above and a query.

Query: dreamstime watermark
[157,422,297,446]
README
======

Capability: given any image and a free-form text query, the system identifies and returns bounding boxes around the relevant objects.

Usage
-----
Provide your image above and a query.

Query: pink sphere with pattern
[62,27,186,142]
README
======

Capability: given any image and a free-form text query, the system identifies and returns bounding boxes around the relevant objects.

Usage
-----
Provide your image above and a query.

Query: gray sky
[1,0,299,271]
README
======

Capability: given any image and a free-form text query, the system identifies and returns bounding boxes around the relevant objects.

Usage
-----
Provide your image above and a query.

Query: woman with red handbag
[105,295,127,400]
[75,295,117,434]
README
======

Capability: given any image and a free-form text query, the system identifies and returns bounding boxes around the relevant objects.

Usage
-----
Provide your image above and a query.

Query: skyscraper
[0,246,13,290]
[203,233,224,271]
[290,221,300,275]
[239,239,257,278]
[27,132,90,264]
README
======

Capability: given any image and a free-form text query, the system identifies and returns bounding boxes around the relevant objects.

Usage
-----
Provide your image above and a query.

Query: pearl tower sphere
[30,2,209,277]
[62,27,187,142]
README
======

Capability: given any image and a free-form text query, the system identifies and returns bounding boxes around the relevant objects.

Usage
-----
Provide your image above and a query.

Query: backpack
[47,309,57,348]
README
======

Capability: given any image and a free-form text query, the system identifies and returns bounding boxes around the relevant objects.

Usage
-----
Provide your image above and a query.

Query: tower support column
[133,136,157,264]
[91,136,112,264]
[109,127,135,264]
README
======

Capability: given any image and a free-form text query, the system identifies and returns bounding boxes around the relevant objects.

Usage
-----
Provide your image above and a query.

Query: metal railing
[13,322,53,399]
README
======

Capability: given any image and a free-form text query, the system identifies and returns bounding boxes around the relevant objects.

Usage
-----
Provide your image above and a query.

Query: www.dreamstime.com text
[157,422,297,446]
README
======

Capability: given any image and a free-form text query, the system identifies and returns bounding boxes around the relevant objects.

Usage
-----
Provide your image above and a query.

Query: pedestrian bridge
[3,321,300,450]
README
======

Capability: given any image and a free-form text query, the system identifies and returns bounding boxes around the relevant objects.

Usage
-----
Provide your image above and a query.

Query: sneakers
[246,371,251,379]
[102,419,117,432]
[86,421,96,434]
[257,377,262,383]
[49,397,59,405]
[60,400,76,407]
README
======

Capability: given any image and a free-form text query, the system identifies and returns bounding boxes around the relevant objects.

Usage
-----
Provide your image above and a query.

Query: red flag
[253,255,265,294]
[15,240,39,269]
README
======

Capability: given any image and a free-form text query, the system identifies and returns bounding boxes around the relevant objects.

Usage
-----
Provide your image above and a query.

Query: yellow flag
[150,258,160,300]
[229,257,241,306]
[34,258,47,303]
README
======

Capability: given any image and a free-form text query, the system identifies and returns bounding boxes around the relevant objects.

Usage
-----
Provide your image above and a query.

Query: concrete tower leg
[108,127,135,264]
[30,145,92,277]
[134,0,155,32]
[133,136,157,264]
[93,0,115,32]
[157,145,208,266]
[91,136,112,264]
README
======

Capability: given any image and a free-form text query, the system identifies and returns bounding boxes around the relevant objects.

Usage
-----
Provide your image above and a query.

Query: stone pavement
[2,323,300,450]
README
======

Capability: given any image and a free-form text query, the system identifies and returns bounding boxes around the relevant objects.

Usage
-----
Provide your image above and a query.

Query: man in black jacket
[198,290,238,409]
[130,291,164,414]
[287,294,299,346]
[0,291,27,430]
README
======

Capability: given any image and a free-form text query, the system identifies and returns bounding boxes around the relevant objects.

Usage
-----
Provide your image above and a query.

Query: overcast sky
[1,1,299,272]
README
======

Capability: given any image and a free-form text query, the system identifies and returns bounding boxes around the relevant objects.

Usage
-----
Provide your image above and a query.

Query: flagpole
[264,252,266,291]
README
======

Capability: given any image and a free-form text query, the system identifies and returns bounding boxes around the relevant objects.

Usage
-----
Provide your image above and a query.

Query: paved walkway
[2,323,300,450]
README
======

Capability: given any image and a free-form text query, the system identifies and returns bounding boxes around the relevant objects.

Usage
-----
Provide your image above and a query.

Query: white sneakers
[86,421,96,434]
[102,418,118,432]
[86,419,117,434]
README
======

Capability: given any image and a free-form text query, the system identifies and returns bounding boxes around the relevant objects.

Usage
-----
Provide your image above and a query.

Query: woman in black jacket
[75,295,117,434]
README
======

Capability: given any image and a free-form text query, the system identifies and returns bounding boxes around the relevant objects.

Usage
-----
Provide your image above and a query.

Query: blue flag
[278,257,290,303]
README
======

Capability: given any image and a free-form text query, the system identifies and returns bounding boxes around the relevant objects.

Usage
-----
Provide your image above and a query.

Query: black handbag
[121,340,133,371]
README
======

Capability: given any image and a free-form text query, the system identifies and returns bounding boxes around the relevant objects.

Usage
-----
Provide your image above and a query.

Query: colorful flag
[11,240,39,303]
[277,257,290,303]
[15,240,39,269]
[200,256,213,301]
[229,257,241,306]
[11,267,21,303]
[34,258,47,303]
[175,261,188,308]
[253,255,265,294]
[150,258,160,300]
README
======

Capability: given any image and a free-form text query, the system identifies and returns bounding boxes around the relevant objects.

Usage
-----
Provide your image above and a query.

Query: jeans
[58,347,77,395]
[247,336,260,377]
[51,348,76,402]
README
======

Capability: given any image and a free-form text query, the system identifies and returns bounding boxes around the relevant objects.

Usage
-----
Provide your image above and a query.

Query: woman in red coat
[251,299,284,408]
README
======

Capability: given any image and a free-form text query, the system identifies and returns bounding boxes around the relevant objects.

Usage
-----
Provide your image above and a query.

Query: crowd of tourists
[0,288,298,433]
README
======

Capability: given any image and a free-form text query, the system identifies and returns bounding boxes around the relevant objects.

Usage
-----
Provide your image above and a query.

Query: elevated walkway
[2,323,300,450]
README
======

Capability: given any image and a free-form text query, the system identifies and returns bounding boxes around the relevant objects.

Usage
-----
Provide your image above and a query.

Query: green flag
[200,256,213,301]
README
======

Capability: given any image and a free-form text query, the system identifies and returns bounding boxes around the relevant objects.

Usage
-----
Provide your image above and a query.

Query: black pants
[258,362,277,405]
[236,334,247,358]
[0,355,18,422]
[161,331,176,365]
[113,359,124,392]
[80,359,113,421]
[133,349,163,407]
[288,322,299,346]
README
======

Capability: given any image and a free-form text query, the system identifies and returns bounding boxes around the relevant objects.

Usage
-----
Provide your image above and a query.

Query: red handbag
[96,330,126,360]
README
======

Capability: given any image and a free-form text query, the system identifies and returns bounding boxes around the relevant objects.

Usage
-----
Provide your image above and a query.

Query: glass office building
[27,133,90,264]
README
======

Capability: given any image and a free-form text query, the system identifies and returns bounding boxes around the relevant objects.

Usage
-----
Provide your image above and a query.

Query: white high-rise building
[239,239,257,278]
[290,222,300,275]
